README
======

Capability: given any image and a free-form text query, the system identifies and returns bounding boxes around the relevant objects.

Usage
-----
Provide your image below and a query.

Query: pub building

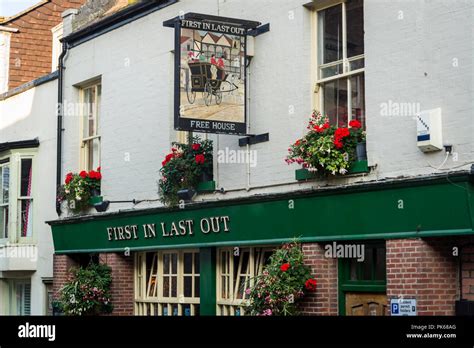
[48,0,474,316]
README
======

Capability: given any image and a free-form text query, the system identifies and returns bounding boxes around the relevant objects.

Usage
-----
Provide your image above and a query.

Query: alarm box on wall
[417,108,443,152]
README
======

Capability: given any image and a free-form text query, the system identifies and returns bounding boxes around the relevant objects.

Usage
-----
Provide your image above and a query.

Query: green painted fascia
[50,174,474,254]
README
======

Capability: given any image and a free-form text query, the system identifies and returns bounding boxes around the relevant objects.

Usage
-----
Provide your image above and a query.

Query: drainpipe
[56,9,76,216]
[56,41,69,216]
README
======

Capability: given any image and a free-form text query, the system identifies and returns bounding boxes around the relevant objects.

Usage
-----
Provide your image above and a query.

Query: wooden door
[345,293,387,316]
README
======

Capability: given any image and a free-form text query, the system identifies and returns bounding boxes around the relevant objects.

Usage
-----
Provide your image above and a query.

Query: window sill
[295,160,369,181]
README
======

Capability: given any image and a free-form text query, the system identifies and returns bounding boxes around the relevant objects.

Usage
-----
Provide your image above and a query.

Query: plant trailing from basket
[159,137,213,206]
[58,167,102,213]
[246,241,318,316]
[286,111,366,176]
[58,263,113,316]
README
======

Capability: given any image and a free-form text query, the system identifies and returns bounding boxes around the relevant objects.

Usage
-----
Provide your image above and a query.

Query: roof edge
[0,0,50,24]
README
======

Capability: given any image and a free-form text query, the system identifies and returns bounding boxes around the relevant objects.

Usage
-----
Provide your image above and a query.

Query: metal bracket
[248,23,270,37]
[239,133,270,147]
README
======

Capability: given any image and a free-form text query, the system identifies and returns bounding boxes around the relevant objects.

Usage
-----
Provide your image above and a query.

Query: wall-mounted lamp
[93,200,137,213]
[177,189,196,203]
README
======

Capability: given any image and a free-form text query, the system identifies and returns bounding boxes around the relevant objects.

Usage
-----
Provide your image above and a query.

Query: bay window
[0,160,9,239]
[81,83,101,171]
[317,0,365,129]
[0,151,35,242]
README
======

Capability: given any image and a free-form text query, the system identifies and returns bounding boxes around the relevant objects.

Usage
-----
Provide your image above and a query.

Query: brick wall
[4,0,84,89]
[461,245,474,301]
[300,243,338,315]
[52,254,78,299]
[386,238,458,316]
[100,253,134,316]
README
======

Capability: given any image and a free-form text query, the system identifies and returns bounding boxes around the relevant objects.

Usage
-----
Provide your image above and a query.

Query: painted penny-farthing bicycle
[186,62,238,106]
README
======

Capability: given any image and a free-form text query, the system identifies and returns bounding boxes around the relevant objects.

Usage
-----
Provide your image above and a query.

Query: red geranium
[195,154,205,165]
[65,173,73,185]
[333,127,350,149]
[192,144,201,151]
[280,263,290,272]
[97,167,101,172]
[79,171,88,179]
[89,170,102,180]
[305,278,317,292]
[314,123,330,133]
[349,120,362,129]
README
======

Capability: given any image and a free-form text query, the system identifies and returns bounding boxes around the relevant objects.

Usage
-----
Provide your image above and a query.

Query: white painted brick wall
[60,0,474,212]
[0,80,58,315]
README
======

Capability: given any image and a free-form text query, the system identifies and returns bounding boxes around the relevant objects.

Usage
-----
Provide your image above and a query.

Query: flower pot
[356,142,367,161]
[89,195,103,206]
[91,188,101,197]
[200,168,214,183]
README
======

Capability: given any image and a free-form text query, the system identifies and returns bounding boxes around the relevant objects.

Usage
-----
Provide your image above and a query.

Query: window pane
[0,206,8,239]
[20,200,33,238]
[184,253,193,274]
[362,247,374,280]
[163,254,170,274]
[20,159,33,197]
[375,247,387,280]
[1,166,9,204]
[163,277,170,297]
[195,276,200,298]
[346,0,364,58]
[184,276,192,297]
[87,138,100,171]
[171,276,177,297]
[83,87,96,138]
[323,79,348,127]
[321,63,343,79]
[351,74,366,129]
[194,253,200,274]
[171,254,178,274]
[319,4,343,65]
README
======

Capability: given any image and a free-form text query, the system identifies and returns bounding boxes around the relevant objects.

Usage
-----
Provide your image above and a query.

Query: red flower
[335,127,350,139]
[192,144,201,151]
[65,173,73,185]
[305,278,317,291]
[79,171,88,179]
[195,154,205,165]
[280,263,291,272]
[314,123,330,133]
[97,167,101,172]
[89,170,102,180]
[349,120,362,129]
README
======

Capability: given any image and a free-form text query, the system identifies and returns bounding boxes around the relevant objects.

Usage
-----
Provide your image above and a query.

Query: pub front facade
[48,0,474,316]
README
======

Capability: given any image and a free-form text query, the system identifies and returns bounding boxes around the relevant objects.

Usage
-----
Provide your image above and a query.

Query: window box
[196,181,216,193]
[89,195,103,206]
[295,160,369,181]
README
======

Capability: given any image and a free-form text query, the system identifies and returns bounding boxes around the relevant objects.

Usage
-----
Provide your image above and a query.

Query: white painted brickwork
[60,0,474,212]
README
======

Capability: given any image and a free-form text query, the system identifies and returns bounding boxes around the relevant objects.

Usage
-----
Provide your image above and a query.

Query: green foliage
[59,169,102,213]
[247,241,317,316]
[58,263,113,316]
[286,111,366,176]
[159,137,213,206]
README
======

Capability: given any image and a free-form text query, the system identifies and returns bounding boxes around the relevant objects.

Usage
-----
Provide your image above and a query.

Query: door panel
[345,293,387,316]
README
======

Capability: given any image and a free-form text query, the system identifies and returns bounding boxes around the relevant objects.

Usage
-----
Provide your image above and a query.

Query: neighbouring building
[48,0,474,316]
[0,0,85,315]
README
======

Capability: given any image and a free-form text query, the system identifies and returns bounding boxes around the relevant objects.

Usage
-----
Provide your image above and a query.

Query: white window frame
[80,82,101,172]
[0,159,10,241]
[134,250,200,316]
[314,1,365,124]
[216,246,275,316]
[6,279,31,315]
[51,23,63,72]
[0,150,37,245]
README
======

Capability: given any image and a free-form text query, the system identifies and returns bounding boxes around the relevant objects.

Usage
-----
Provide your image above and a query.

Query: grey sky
[0,0,41,17]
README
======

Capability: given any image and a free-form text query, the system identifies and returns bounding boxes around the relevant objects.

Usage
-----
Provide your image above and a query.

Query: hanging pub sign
[164,13,261,135]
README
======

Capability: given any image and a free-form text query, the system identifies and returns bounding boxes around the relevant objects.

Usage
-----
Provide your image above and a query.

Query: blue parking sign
[391,303,399,315]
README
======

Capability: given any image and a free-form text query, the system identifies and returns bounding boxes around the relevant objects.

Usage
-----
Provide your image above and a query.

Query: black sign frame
[166,13,261,136]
